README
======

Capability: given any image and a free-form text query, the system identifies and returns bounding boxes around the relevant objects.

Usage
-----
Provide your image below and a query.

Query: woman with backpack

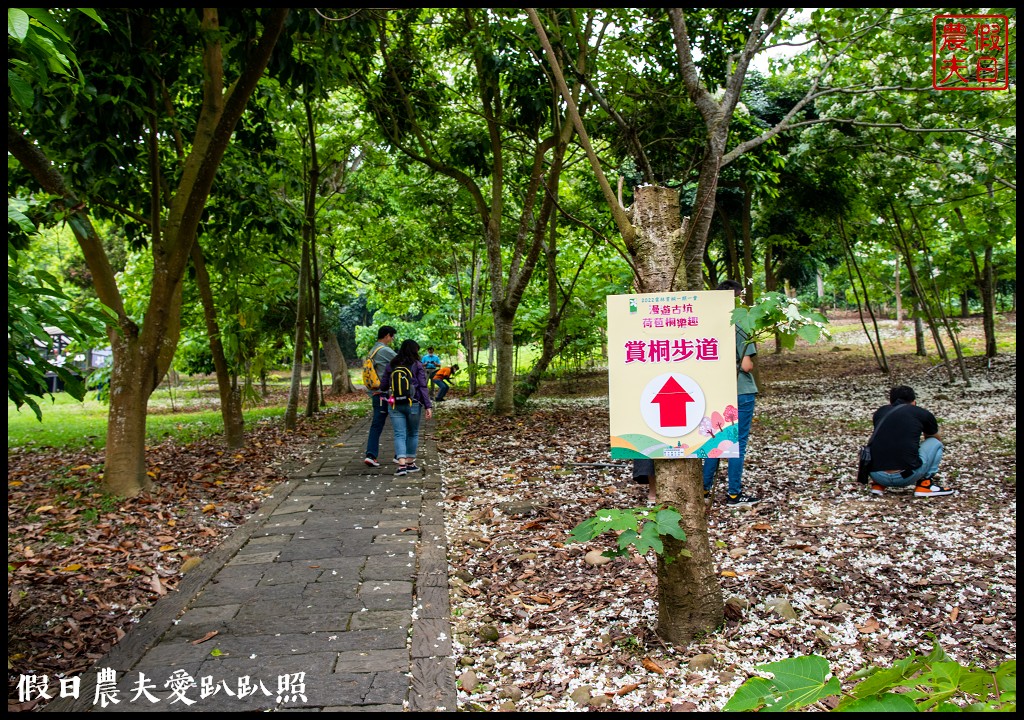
[379,339,433,476]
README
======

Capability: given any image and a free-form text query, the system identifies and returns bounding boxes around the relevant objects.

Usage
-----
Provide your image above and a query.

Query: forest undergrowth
[7,314,1016,711]
[436,315,1016,711]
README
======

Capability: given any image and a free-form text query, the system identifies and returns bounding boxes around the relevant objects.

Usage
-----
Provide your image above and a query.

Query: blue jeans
[869,437,944,488]
[435,379,451,401]
[365,394,389,460]
[390,402,422,460]
[704,393,756,496]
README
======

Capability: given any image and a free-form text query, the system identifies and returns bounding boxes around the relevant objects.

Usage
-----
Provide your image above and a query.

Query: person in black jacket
[867,385,954,498]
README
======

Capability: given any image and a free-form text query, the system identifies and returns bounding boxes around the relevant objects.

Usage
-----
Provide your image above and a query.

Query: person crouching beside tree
[866,384,954,498]
[432,364,459,403]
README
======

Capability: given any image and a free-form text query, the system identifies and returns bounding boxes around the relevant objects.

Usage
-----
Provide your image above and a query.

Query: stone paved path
[45,417,456,712]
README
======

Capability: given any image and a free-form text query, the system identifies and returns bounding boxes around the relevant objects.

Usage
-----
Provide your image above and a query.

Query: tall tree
[529,6,782,644]
[531,5,1015,642]
[8,8,288,496]
[343,8,590,414]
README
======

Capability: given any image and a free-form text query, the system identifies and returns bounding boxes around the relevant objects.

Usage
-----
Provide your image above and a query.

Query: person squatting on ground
[866,385,954,498]
[703,279,761,507]
[422,347,441,394]
[379,339,433,476]
[432,364,459,402]
[364,325,397,468]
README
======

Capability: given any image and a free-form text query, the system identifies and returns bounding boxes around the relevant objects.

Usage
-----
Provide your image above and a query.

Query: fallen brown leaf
[150,573,166,596]
[672,701,699,711]
[856,618,881,633]
[642,657,666,675]
[190,630,220,645]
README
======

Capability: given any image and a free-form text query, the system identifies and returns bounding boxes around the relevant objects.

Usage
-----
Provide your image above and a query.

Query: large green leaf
[725,656,841,712]
[723,677,775,712]
[8,7,29,40]
[839,693,919,712]
[630,523,664,555]
[654,507,687,541]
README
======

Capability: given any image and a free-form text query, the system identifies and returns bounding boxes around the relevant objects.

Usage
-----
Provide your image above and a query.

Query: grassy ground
[7,372,361,451]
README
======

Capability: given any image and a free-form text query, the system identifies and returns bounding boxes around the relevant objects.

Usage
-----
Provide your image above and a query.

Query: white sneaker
[364,457,380,468]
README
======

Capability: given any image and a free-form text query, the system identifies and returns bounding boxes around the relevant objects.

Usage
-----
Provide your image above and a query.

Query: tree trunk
[631,186,687,291]
[305,308,321,416]
[914,309,928,356]
[512,132,579,406]
[284,236,310,430]
[982,246,996,357]
[322,326,354,394]
[468,252,484,396]
[492,311,516,414]
[740,179,753,305]
[763,240,785,354]
[515,199,582,404]
[453,239,484,397]
[839,218,888,373]
[303,92,322,417]
[633,185,724,645]
[486,340,494,386]
[955,206,998,358]
[716,200,737,285]
[104,333,154,497]
[909,207,970,385]
[895,258,903,329]
[887,205,954,382]
[191,243,244,448]
[656,462,723,642]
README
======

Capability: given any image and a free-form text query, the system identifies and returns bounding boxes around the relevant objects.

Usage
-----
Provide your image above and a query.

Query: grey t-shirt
[735,326,758,395]
[366,341,397,395]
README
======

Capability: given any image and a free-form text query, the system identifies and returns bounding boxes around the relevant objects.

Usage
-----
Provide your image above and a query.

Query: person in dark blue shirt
[422,347,441,394]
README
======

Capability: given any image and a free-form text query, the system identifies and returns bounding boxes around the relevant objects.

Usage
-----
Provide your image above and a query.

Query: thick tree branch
[527,8,635,248]
[7,124,128,321]
[667,9,717,122]
[168,7,289,276]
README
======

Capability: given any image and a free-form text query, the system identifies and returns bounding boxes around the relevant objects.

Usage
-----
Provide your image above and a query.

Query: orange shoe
[914,477,955,498]
[870,482,885,497]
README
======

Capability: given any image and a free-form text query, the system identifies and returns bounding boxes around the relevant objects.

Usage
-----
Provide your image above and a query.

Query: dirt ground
[437,313,1017,711]
[7,312,1016,711]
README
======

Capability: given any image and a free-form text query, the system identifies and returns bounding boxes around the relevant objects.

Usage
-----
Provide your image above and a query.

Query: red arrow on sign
[652,376,694,427]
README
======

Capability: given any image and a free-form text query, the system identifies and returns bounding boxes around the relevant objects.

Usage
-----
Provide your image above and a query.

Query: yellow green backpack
[362,346,383,390]
[389,365,414,404]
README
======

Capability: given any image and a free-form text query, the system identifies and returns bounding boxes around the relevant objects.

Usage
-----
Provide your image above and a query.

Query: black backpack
[389,365,414,404]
